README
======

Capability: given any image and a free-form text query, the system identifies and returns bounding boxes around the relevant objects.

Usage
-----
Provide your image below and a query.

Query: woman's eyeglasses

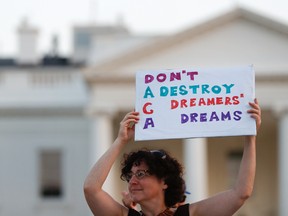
[123,169,150,182]
[122,150,166,182]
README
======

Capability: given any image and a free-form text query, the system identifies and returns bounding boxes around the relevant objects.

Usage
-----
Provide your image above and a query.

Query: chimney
[17,18,39,65]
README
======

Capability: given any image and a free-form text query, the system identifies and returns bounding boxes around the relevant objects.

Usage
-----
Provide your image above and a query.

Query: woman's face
[128,161,167,204]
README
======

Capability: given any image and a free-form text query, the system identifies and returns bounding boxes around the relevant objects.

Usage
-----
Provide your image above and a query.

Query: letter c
[143,102,154,114]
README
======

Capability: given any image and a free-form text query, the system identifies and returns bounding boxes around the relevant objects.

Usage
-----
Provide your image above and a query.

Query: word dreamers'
[171,94,244,109]
[142,95,244,115]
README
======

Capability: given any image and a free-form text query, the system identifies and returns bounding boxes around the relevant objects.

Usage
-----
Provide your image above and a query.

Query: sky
[1,0,288,57]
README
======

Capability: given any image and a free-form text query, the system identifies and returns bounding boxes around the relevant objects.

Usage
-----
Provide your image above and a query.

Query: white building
[0,67,90,216]
[84,7,288,216]
[0,18,92,215]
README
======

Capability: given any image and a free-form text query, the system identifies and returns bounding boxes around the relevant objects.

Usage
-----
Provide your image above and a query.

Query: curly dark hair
[120,149,186,207]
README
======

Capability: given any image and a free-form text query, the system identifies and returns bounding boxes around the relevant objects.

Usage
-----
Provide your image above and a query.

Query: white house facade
[0,68,91,216]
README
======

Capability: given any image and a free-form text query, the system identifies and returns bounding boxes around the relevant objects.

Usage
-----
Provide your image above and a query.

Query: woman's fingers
[121,111,139,128]
[247,99,261,131]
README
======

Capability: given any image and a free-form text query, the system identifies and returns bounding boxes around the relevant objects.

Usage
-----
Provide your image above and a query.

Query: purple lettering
[170,72,181,81]
[143,118,155,129]
[200,113,207,122]
[157,73,166,82]
[190,113,198,122]
[233,111,242,121]
[187,71,198,80]
[221,112,231,121]
[209,111,220,121]
[145,74,154,84]
[181,114,189,124]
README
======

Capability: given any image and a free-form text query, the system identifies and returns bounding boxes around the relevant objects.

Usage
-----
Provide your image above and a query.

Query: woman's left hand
[248,98,261,132]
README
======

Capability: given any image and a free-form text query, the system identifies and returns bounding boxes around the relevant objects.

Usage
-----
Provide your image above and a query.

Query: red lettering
[143,102,154,114]
[232,96,240,105]
[216,97,223,105]
[190,98,196,107]
[199,98,206,106]
[207,98,215,106]
[180,99,188,108]
[171,100,179,109]
[225,97,232,105]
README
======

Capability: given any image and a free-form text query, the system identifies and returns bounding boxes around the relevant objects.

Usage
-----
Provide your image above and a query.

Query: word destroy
[143,84,235,98]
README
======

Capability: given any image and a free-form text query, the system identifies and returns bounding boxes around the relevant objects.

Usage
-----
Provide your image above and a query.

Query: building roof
[84,6,288,83]
[0,68,88,113]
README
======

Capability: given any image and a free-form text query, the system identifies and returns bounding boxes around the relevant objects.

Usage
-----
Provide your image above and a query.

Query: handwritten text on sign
[135,65,256,141]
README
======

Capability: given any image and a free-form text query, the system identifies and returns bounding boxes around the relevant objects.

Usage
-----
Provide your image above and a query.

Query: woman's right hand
[117,111,139,143]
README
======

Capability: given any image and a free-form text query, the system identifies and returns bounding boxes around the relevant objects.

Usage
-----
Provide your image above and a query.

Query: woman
[84,99,261,216]
[120,149,187,216]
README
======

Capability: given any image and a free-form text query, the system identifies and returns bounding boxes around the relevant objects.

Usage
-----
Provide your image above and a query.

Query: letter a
[143,118,155,129]
[143,86,154,98]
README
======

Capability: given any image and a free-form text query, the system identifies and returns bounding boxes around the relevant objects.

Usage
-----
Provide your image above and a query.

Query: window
[39,150,63,198]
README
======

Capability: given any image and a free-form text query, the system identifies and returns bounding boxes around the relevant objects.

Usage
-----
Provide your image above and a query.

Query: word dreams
[143,110,243,129]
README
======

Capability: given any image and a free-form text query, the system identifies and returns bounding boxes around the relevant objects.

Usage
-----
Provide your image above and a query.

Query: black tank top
[127,204,189,216]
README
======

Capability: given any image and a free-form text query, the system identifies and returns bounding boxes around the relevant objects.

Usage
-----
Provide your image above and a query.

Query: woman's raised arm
[83,111,139,216]
[189,99,261,216]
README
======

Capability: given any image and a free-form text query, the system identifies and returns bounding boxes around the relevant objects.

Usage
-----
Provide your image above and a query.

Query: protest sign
[135,65,256,141]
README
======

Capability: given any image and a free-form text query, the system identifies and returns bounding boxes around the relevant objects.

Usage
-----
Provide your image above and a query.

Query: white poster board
[135,65,256,141]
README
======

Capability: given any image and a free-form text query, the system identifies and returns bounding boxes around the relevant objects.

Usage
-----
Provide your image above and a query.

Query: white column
[279,112,288,216]
[183,138,208,203]
[90,112,116,197]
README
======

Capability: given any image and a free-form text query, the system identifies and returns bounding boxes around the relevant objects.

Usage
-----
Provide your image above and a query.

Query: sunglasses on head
[150,150,166,159]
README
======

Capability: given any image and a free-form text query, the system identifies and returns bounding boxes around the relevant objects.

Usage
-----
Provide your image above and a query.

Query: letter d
[171,100,179,109]
[181,114,189,124]
[145,74,154,84]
